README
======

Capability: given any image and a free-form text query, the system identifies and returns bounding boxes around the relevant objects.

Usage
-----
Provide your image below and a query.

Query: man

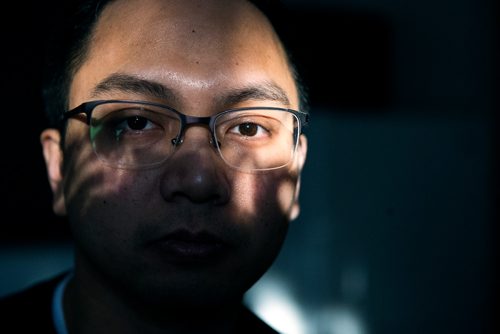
[0,0,308,333]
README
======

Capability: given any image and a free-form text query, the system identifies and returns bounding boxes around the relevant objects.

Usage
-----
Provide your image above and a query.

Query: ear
[288,135,308,221]
[40,129,66,215]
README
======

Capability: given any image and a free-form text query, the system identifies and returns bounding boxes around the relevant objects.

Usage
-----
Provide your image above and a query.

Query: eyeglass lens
[89,102,299,170]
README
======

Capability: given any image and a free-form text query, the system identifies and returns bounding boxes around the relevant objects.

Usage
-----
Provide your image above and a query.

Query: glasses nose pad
[171,135,219,148]
[209,137,221,148]
[171,137,183,146]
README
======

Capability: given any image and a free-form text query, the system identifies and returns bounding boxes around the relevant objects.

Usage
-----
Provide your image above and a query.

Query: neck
[63,275,245,334]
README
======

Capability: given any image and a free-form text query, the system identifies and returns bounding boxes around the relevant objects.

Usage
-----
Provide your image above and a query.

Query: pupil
[239,123,257,136]
[127,116,147,130]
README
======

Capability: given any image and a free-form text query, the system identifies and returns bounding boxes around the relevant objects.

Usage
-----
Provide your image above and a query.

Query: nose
[159,128,230,205]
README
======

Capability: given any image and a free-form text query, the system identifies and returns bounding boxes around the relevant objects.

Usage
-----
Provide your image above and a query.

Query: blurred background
[0,0,497,333]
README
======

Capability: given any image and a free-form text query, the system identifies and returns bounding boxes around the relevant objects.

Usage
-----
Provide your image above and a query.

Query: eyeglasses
[62,100,309,171]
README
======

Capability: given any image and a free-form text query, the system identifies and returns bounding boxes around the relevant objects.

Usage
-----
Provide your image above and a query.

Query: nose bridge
[178,124,215,147]
[160,122,229,205]
[169,126,223,186]
[175,115,217,148]
[172,123,223,168]
[182,127,211,149]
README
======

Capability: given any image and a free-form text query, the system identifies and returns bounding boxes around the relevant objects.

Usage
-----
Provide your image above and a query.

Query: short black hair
[42,0,116,128]
[41,0,308,128]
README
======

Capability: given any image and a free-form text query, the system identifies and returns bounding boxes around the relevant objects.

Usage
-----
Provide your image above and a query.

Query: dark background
[0,0,497,333]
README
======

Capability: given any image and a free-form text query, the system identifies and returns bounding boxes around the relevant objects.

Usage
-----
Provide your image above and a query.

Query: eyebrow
[92,73,177,101]
[91,73,290,107]
[217,82,290,107]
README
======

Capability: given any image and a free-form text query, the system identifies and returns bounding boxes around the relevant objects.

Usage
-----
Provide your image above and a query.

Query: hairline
[45,0,307,129]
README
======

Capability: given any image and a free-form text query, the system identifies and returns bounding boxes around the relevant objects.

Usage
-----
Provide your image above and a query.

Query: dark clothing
[0,272,279,333]
[0,272,64,333]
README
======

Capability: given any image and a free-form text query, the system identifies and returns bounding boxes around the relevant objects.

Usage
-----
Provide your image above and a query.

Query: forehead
[70,0,298,108]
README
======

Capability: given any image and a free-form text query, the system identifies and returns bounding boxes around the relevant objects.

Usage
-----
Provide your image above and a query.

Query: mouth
[149,229,231,264]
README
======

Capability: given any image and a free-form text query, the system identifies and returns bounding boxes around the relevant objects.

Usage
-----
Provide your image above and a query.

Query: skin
[40,0,307,333]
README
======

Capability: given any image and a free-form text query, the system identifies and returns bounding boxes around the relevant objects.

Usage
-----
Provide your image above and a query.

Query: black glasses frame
[62,99,310,148]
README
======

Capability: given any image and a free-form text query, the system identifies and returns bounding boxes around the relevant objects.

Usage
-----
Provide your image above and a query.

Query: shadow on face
[45,0,308,308]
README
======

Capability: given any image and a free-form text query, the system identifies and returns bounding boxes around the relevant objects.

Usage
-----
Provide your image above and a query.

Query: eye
[113,115,157,135]
[108,114,160,142]
[123,115,152,131]
[229,122,268,137]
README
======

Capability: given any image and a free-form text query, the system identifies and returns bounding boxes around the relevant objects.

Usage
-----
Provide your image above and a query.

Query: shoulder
[0,271,68,333]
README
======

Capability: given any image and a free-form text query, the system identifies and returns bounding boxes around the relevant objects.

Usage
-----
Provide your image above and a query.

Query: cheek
[66,169,150,222]
[255,170,299,236]
[64,165,157,272]
[235,171,297,217]
[63,131,154,229]
[227,172,297,284]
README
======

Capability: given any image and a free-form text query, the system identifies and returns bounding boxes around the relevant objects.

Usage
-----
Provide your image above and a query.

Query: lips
[150,229,230,263]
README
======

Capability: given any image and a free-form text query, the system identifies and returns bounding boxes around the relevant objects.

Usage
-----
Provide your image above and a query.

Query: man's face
[52,0,307,306]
